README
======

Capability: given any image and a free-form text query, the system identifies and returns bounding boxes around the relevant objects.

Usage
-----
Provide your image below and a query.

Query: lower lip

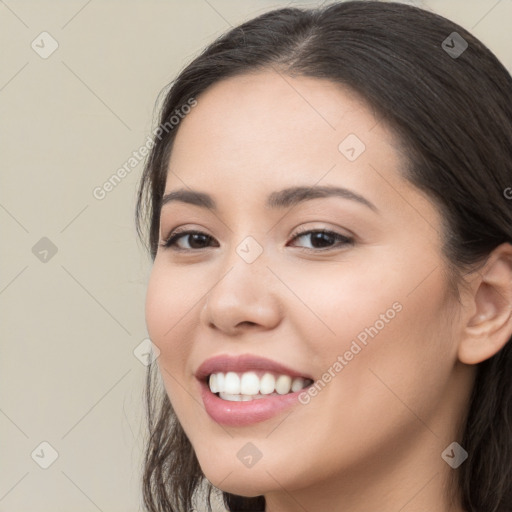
[198,379,307,426]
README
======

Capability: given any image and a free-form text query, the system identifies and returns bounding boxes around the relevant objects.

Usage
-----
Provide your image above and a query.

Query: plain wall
[1,1,510,510]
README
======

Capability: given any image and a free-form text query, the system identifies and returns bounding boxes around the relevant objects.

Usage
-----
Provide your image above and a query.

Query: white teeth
[259,373,275,394]
[208,371,312,398]
[216,372,225,392]
[219,391,280,401]
[224,372,241,394]
[209,374,218,393]
[218,392,243,401]
[240,371,260,395]
[275,375,292,394]
[291,377,305,392]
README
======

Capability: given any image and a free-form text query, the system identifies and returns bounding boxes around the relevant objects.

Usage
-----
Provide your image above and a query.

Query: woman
[135,1,512,511]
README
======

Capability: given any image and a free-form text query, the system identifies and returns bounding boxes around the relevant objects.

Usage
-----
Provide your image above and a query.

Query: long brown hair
[135,2,512,510]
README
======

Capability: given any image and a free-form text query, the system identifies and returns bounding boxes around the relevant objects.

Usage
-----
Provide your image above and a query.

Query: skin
[145,70,512,512]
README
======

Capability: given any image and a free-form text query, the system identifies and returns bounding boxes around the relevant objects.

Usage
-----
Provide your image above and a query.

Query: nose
[199,251,282,336]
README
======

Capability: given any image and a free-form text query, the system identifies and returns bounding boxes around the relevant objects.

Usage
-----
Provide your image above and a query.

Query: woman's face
[145,71,472,502]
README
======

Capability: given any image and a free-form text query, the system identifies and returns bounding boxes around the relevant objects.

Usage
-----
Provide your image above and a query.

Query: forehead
[170,70,390,165]
[164,71,432,221]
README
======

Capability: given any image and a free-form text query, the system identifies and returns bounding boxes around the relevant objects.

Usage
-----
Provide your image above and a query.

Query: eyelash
[159,226,354,252]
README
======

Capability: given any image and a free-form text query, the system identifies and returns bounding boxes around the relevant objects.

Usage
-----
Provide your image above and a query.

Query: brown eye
[160,230,217,250]
[289,229,353,251]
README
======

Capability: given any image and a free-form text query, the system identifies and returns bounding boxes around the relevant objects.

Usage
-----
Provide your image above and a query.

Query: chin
[200,461,275,497]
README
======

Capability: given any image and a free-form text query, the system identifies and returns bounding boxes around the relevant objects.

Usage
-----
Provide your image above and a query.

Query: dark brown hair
[135,2,512,511]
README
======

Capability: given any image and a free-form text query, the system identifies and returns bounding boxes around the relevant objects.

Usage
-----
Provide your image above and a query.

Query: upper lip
[195,353,314,381]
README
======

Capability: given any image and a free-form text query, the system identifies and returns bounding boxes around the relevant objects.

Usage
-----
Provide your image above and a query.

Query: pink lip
[195,353,314,427]
[198,380,309,426]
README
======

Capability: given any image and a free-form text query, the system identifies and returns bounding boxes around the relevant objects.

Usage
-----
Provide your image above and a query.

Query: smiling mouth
[207,370,314,401]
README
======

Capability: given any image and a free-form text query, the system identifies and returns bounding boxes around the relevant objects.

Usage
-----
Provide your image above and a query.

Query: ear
[458,243,512,365]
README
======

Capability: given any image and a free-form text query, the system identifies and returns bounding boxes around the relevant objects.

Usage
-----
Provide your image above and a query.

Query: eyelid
[290,224,354,240]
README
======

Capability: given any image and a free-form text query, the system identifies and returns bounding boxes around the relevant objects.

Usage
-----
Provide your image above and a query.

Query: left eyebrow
[160,185,379,213]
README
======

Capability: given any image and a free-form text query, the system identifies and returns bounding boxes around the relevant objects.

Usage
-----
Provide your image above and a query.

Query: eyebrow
[160,185,378,213]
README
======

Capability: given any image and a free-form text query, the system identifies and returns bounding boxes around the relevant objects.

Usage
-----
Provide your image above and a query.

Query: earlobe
[457,243,512,365]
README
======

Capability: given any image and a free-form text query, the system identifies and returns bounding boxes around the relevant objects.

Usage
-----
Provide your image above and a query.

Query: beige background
[0,1,510,511]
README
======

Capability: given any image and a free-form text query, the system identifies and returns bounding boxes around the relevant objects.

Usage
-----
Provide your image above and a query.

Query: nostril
[237,321,257,328]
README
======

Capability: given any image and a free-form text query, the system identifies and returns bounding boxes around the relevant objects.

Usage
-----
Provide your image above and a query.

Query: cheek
[321,264,454,429]
[145,259,193,339]
[274,256,403,353]
[145,264,203,425]
[145,265,171,348]
[288,251,454,412]
[145,262,196,369]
